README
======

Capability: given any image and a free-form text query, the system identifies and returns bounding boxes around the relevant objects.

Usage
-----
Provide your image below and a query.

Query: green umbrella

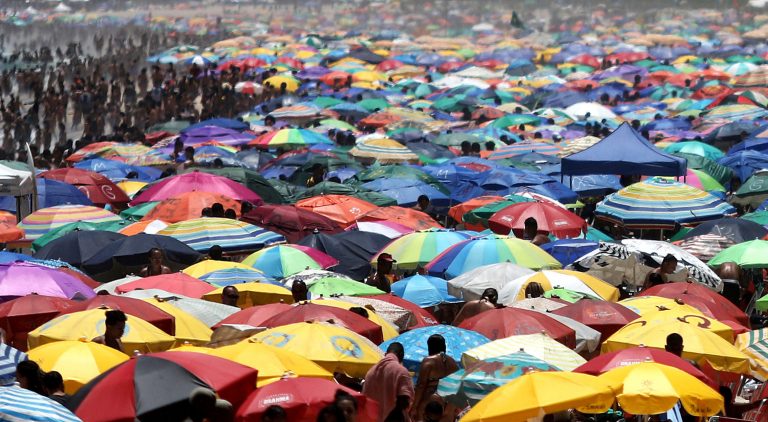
[542,288,601,303]
[669,227,693,242]
[583,226,614,242]
[463,196,535,227]
[353,191,398,207]
[754,294,768,312]
[0,160,31,171]
[290,182,397,206]
[146,120,190,134]
[671,153,733,186]
[356,98,390,112]
[742,211,768,226]
[196,168,286,204]
[489,114,542,128]
[313,96,344,108]
[354,165,449,194]
[307,277,384,297]
[267,179,306,202]
[318,119,357,131]
[31,220,125,251]
[432,95,467,112]
[708,240,768,269]
[433,133,484,147]
[119,201,160,222]
[733,172,768,209]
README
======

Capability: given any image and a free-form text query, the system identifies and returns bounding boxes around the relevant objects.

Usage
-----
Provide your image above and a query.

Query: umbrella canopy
[681,216,768,243]
[252,321,383,377]
[242,245,334,278]
[375,229,470,270]
[488,201,587,238]
[709,239,768,269]
[552,300,640,339]
[599,362,723,417]
[0,385,81,421]
[116,273,215,298]
[305,277,385,297]
[295,195,379,228]
[0,261,95,301]
[0,179,92,213]
[498,270,619,304]
[391,274,462,308]
[202,283,293,308]
[241,205,342,243]
[139,298,212,346]
[349,138,419,163]
[445,263,534,301]
[68,351,258,422]
[19,205,122,240]
[458,307,576,347]
[638,282,749,325]
[358,206,442,231]
[38,168,131,206]
[459,372,614,422]
[124,291,238,328]
[297,231,392,280]
[130,172,263,206]
[213,303,294,328]
[157,217,285,253]
[61,295,175,335]
[28,340,129,394]
[249,128,333,148]
[735,329,768,381]
[677,234,737,261]
[33,230,126,267]
[141,192,243,223]
[261,302,384,344]
[462,332,587,371]
[0,295,74,351]
[379,325,490,372]
[0,343,26,385]
[198,267,275,287]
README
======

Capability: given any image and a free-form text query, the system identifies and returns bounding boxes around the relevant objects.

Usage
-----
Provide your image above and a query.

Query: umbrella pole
[24,142,37,214]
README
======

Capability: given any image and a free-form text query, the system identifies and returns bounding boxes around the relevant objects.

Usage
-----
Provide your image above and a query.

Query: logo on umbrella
[330,335,362,358]
[260,333,294,348]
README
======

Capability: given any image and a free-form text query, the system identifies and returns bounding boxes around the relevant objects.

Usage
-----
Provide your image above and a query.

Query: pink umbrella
[282,245,339,269]
[0,262,96,301]
[115,273,215,298]
[130,171,264,206]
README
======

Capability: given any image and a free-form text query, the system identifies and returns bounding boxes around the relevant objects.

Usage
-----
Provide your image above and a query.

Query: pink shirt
[363,353,414,422]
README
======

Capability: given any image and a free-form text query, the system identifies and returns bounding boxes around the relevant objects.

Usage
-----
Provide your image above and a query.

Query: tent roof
[561,122,687,177]
[0,164,34,197]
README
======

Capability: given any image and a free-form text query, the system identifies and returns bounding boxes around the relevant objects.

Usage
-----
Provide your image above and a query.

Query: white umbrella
[280,269,355,289]
[0,385,81,421]
[121,289,238,327]
[565,102,617,120]
[621,239,723,291]
[93,275,142,294]
[447,263,534,301]
[538,311,601,353]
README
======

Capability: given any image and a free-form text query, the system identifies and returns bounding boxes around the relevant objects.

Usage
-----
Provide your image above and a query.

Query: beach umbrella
[375,229,470,270]
[390,274,462,308]
[119,201,157,221]
[117,273,215,298]
[252,321,383,377]
[297,231,392,280]
[178,126,255,146]
[235,377,377,422]
[448,195,506,228]
[234,81,263,95]
[242,245,333,278]
[733,171,768,208]
[141,192,242,223]
[249,128,333,148]
[62,295,175,335]
[348,220,414,239]
[488,201,587,238]
[718,150,768,183]
[349,138,419,163]
[681,216,768,243]
[359,178,449,208]
[437,351,561,407]
[181,260,256,278]
[242,205,342,243]
[0,179,92,213]
[709,240,768,269]
[68,352,257,422]
[118,220,169,236]
[445,263,534,301]
[552,301,639,339]
[664,141,725,161]
[38,168,131,206]
[459,372,614,422]
[74,158,162,182]
[462,332,586,371]
[509,297,568,312]
[28,309,176,354]
[540,239,599,267]
[130,172,263,206]
[462,196,536,228]
[197,267,275,287]
[158,217,284,253]
[498,270,619,304]
[261,302,384,344]
[595,178,736,230]
[425,235,560,278]
[195,168,286,205]
[0,343,25,385]
[212,303,293,328]
[458,307,576,347]
[203,283,293,308]
[33,230,126,267]
[124,290,238,328]
[599,362,723,417]
[211,339,333,386]
[379,326,489,372]
[305,277,385,297]
[19,205,122,240]
[295,194,378,228]
[358,206,442,231]
[678,234,737,261]
[735,329,768,381]
[139,298,212,345]
[0,261,95,301]
[0,385,80,421]
[0,295,74,351]
[28,340,129,394]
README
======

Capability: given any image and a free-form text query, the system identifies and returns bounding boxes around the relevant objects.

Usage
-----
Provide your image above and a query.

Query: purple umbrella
[594,64,648,81]
[179,126,256,146]
[0,262,95,301]
[296,66,331,80]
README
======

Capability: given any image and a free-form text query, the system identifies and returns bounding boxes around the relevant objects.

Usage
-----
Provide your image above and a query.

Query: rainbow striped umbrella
[157,217,285,253]
[349,138,420,163]
[425,235,561,278]
[595,178,737,230]
[242,244,336,279]
[249,128,333,148]
[19,205,122,239]
[375,229,472,270]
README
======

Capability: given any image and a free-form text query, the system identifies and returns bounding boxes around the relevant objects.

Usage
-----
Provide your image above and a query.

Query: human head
[480,288,498,305]
[424,401,444,422]
[224,208,237,219]
[661,254,678,274]
[291,280,308,302]
[16,361,44,394]
[222,286,239,307]
[334,390,358,422]
[211,203,225,217]
[105,309,127,339]
[427,334,447,356]
[184,146,195,161]
[312,163,325,179]
[261,405,287,422]
[42,371,65,395]
[665,333,684,357]
[417,195,430,210]
[148,248,164,269]
[208,245,223,261]
[201,207,212,217]
[377,253,395,274]
[524,282,545,298]
[386,342,405,363]
[316,404,345,422]
[524,217,538,237]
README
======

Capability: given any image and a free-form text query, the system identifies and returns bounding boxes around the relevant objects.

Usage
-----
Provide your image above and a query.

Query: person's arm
[452,302,475,326]
[411,359,433,420]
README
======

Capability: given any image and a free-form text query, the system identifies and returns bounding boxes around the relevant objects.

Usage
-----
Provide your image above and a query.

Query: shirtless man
[452,288,498,326]
[411,335,459,421]
[139,248,172,277]
[523,217,550,246]
[92,310,127,353]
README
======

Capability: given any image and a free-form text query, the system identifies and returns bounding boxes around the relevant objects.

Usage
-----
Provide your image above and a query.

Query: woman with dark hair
[16,360,46,395]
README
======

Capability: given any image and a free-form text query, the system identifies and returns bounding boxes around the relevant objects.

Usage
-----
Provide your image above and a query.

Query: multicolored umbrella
[462,332,587,371]
[349,138,420,163]
[19,205,122,239]
[157,217,285,253]
[374,229,471,270]
[0,343,26,385]
[249,128,333,147]
[38,168,131,206]
[497,270,619,304]
[242,244,336,278]
[0,385,81,422]
[141,191,242,223]
[130,172,263,206]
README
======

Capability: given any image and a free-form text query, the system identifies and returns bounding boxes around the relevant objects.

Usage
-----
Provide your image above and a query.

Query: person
[334,390,358,422]
[261,405,287,422]
[208,245,223,261]
[43,371,70,406]
[643,254,678,290]
[211,203,225,218]
[307,163,325,188]
[317,404,347,422]
[139,248,172,276]
[423,401,446,422]
[524,282,545,298]
[452,288,498,326]
[413,195,435,218]
[348,307,370,319]
[222,285,239,307]
[291,280,308,302]
[665,333,684,357]
[522,217,550,246]
[224,208,237,219]
[363,342,414,422]
[411,335,458,422]
[92,309,127,353]
[16,361,45,395]
[365,253,397,294]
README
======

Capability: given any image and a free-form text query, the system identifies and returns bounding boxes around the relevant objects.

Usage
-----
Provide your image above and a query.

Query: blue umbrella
[0,385,80,421]
[379,326,490,372]
[0,343,26,386]
[0,179,92,213]
[75,158,162,182]
[184,118,249,132]
[391,275,463,308]
[198,268,278,286]
[718,150,768,182]
[540,239,599,267]
[0,251,34,264]
[360,179,451,209]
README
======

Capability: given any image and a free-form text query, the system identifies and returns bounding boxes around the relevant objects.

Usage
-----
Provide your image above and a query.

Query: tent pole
[24,143,37,217]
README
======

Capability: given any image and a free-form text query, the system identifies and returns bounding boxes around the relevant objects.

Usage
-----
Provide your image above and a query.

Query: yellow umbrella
[251,321,383,377]
[263,75,300,92]
[210,338,334,386]
[143,298,212,345]
[182,260,255,278]
[603,317,750,373]
[462,332,586,371]
[306,298,399,340]
[619,295,707,317]
[499,270,619,304]
[352,70,386,83]
[27,309,176,354]
[168,344,215,354]
[735,329,768,381]
[28,340,129,394]
[599,362,723,417]
[115,180,147,198]
[635,308,735,342]
[460,372,615,422]
[202,282,293,308]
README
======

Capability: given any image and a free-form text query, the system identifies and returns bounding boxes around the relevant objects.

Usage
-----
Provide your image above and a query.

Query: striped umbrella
[735,329,768,381]
[157,217,285,253]
[488,142,562,159]
[198,268,277,287]
[462,332,586,371]
[375,229,472,270]
[349,138,420,163]
[0,385,81,421]
[242,245,335,279]
[19,205,122,240]
[248,129,333,148]
[677,234,736,261]
[425,235,561,278]
[704,104,768,121]
[0,343,26,385]
[595,178,736,230]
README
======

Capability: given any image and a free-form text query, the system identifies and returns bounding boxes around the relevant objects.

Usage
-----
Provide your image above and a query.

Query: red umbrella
[458,307,576,348]
[262,303,384,344]
[241,205,342,243]
[70,351,258,422]
[130,171,263,206]
[235,377,377,422]
[319,71,351,87]
[376,59,404,72]
[362,294,438,329]
[358,206,442,231]
[638,282,749,326]
[296,195,379,228]
[0,295,74,351]
[212,303,293,329]
[38,168,130,206]
[568,54,601,68]
[551,300,640,339]
[61,296,176,335]
[574,346,714,387]
[488,202,587,238]
[115,273,215,298]
[57,267,101,290]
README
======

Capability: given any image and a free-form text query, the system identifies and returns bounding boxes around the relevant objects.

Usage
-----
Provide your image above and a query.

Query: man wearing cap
[365,253,398,293]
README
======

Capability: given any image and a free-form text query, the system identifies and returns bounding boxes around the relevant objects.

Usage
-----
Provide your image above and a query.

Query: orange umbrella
[0,211,16,225]
[118,220,169,236]
[295,195,378,228]
[448,196,505,231]
[0,222,24,242]
[141,191,241,223]
[319,71,351,88]
[359,206,442,231]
